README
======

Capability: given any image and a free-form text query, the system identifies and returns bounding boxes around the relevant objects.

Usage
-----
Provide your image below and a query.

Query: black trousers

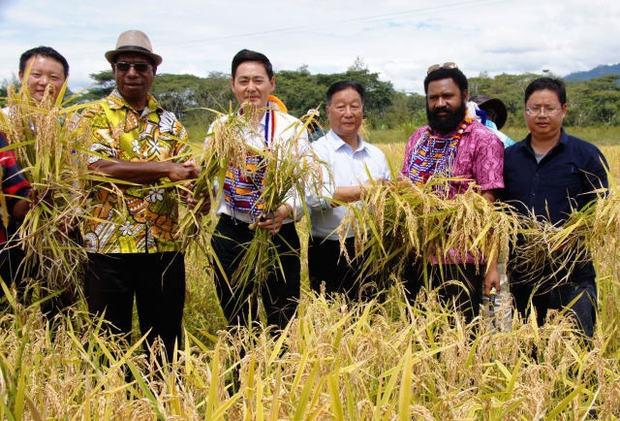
[403,261,483,323]
[212,215,300,330]
[84,252,185,360]
[309,236,365,300]
[0,246,76,319]
[510,261,597,337]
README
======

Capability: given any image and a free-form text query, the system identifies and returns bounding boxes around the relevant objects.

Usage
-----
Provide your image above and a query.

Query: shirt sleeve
[306,140,335,211]
[379,150,392,181]
[582,145,609,204]
[161,111,192,164]
[473,129,504,191]
[0,134,31,215]
[283,123,311,220]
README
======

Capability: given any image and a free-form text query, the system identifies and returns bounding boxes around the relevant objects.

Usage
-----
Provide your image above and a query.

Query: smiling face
[327,87,363,144]
[230,61,275,109]
[19,55,66,102]
[525,88,567,141]
[426,78,467,134]
[113,52,156,110]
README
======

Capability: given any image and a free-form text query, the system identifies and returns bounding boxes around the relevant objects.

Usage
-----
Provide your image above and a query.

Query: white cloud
[1,0,618,94]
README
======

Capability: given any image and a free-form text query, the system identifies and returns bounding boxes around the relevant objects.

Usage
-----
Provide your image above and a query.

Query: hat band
[116,45,153,54]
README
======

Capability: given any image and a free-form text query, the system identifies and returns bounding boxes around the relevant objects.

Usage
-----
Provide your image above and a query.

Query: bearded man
[399,63,504,322]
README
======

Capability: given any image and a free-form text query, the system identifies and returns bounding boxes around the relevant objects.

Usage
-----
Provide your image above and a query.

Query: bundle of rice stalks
[177,107,249,252]
[0,81,91,293]
[514,185,618,288]
[338,178,522,282]
[231,129,317,288]
[188,104,319,293]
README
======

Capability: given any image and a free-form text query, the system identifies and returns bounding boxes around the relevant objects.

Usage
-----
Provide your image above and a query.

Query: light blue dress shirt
[308,130,391,240]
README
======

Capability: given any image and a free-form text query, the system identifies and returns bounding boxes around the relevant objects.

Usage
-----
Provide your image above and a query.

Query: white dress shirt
[309,129,391,240]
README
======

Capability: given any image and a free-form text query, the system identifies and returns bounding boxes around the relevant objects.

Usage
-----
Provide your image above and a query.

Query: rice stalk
[0,80,91,294]
[338,178,522,284]
[199,106,320,298]
[513,183,618,291]
[177,106,249,253]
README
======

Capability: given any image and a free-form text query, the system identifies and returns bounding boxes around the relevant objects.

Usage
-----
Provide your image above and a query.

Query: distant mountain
[565,63,620,81]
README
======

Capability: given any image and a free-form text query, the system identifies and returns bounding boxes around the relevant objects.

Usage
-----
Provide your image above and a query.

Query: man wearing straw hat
[81,30,199,359]
[400,63,504,322]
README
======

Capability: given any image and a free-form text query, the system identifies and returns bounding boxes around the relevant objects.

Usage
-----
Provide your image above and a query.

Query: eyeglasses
[114,61,152,73]
[426,62,458,75]
[525,106,562,116]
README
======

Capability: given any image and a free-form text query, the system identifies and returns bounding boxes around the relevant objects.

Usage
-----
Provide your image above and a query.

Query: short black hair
[326,80,365,105]
[524,77,567,105]
[231,49,273,79]
[423,67,468,95]
[19,46,69,78]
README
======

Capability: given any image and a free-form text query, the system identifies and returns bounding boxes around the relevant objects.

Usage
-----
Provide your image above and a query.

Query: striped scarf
[223,107,276,218]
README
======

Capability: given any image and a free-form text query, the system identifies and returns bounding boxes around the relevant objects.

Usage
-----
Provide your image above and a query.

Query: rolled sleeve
[307,141,336,211]
[473,131,504,191]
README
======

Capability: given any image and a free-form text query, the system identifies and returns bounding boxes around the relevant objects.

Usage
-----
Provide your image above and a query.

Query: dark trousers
[0,246,76,319]
[403,261,483,323]
[212,215,300,330]
[309,236,364,300]
[510,261,596,337]
[84,252,185,360]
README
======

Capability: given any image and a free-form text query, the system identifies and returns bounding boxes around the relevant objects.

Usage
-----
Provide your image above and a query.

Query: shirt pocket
[542,162,582,195]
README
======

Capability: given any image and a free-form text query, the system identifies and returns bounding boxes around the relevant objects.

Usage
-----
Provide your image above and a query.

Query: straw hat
[469,94,508,130]
[105,30,162,66]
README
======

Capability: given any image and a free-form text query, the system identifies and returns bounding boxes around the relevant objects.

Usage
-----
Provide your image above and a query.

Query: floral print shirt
[81,89,192,254]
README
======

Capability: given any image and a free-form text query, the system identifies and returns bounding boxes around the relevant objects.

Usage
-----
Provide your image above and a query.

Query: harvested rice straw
[0,166,9,229]
[514,185,616,290]
[177,107,249,251]
[338,178,522,283]
[0,80,91,293]
[230,115,318,291]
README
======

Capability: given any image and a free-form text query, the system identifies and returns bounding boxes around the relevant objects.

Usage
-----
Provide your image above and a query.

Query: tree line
[3,64,620,129]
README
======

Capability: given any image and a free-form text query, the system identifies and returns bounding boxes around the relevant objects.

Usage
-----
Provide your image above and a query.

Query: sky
[1,0,619,94]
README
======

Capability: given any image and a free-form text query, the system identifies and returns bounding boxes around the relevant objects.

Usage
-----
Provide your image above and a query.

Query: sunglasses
[426,62,458,75]
[114,61,153,73]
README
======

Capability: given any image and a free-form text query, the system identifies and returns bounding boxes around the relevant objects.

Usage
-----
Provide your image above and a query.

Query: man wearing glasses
[400,63,504,322]
[502,77,607,337]
[81,30,199,359]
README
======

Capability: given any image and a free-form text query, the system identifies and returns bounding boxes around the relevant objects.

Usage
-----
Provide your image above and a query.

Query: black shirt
[502,130,608,225]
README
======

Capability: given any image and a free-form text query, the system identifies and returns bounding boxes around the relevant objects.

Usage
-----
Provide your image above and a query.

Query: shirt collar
[107,88,161,115]
[523,128,568,154]
[327,129,367,153]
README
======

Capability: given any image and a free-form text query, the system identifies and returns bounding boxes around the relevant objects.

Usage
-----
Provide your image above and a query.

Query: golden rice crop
[338,178,522,283]
[0,285,618,419]
[0,104,619,419]
[0,81,91,293]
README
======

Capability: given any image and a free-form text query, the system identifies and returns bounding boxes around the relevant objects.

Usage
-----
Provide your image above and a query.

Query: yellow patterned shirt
[81,89,192,254]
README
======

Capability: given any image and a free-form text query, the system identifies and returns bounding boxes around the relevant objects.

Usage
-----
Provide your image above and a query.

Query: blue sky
[1,0,619,93]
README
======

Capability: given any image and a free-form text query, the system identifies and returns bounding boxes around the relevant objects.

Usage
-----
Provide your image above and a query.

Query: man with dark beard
[399,63,504,322]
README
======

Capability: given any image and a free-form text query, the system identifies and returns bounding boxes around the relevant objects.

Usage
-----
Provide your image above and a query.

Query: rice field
[1,126,620,419]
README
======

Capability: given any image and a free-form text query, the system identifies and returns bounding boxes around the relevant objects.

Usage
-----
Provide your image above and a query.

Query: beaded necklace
[407,118,473,185]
